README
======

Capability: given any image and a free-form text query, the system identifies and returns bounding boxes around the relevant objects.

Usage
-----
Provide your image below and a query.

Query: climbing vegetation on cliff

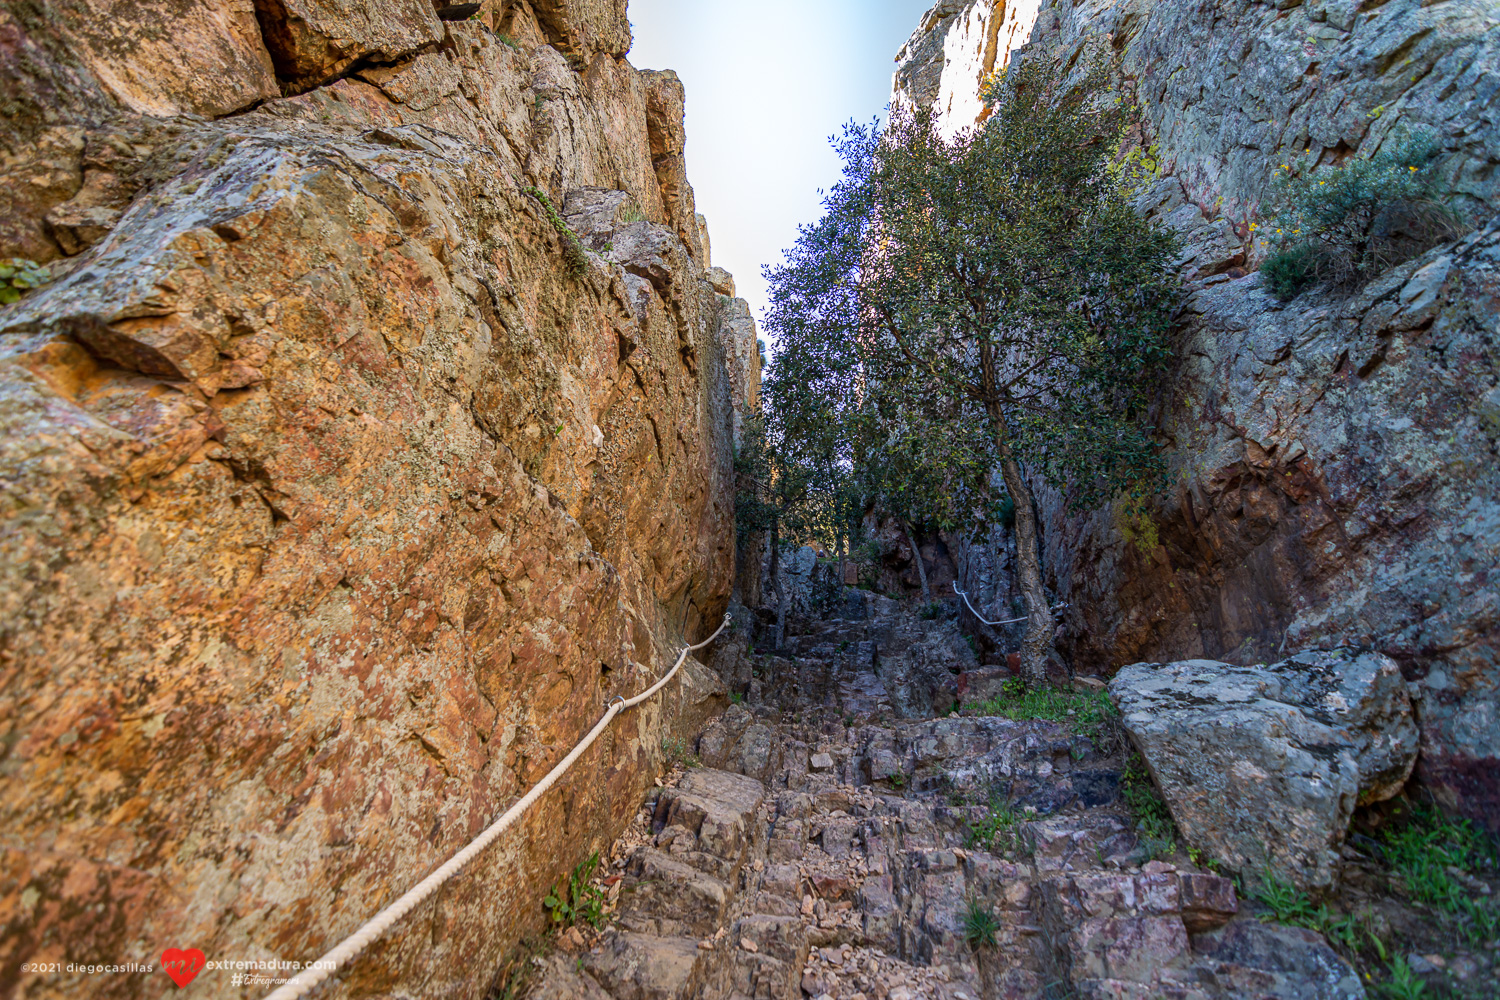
[1258,128,1470,299]
[0,258,49,305]
[1113,498,1161,556]
[526,186,591,278]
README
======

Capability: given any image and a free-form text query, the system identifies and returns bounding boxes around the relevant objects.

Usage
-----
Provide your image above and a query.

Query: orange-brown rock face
[0,2,753,997]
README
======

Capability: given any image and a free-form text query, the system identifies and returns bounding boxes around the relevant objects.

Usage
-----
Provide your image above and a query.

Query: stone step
[525,600,1368,1000]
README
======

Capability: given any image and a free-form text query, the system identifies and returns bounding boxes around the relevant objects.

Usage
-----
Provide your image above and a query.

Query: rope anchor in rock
[951,581,1068,627]
[262,613,734,1000]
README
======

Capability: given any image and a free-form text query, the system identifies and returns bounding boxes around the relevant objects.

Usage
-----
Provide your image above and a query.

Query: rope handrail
[951,581,1067,627]
[263,612,734,1000]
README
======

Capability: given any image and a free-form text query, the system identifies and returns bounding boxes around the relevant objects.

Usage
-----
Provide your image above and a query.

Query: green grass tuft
[967,678,1119,743]
[961,897,1001,949]
[1379,802,1499,946]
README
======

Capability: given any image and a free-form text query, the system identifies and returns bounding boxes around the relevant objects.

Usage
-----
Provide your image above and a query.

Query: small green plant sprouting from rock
[1251,869,1314,925]
[1374,955,1428,1000]
[543,852,606,930]
[617,203,646,224]
[728,691,744,705]
[660,734,700,770]
[525,187,590,278]
[917,601,944,620]
[497,32,521,49]
[0,259,50,306]
[961,897,1001,949]
[965,794,1025,857]
[1121,753,1177,860]
[1252,873,1367,954]
[1256,127,1470,300]
[1378,801,1499,946]
[888,771,906,790]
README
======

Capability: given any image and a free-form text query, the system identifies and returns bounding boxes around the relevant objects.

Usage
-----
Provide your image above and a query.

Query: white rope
[951,582,1067,627]
[263,613,733,1000]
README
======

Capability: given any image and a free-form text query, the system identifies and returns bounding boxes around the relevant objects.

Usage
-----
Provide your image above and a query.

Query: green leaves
[762,57,1181,534]
[962,897,1002,948]
[543,851,606,929]
[1257,127,1469,297]
[525,187,590,278]
[0,258,51,306]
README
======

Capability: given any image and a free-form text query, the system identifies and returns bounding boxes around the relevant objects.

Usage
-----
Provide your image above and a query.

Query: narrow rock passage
[526,593,1364,1000]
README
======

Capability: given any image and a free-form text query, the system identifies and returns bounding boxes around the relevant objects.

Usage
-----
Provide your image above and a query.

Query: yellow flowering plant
[1258,126,1468,300]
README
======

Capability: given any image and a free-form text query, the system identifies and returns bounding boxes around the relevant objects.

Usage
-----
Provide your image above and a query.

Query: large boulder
[1111,649,1418,889]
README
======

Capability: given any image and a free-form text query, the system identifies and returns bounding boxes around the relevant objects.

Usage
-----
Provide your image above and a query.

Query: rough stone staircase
[525,592,1366,1000]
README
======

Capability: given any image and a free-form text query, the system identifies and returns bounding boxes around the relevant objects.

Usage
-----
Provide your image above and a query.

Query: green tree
[841,386,1005,601]
[764,63,1180,685]
[735,409,848,650]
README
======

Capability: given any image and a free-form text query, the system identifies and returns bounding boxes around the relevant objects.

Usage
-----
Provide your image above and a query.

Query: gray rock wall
[894,0,1500,829]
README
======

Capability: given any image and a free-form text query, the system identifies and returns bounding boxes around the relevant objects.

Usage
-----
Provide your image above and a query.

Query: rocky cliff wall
[0,1,756,996]
[894,0,1500,829]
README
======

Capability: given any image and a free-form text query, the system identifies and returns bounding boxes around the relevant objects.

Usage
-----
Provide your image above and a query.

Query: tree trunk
[839,534,848,593]
[770,514,788,650]
[901,518,932,602]
[995,455,1054,687]
[978,343,1056,687]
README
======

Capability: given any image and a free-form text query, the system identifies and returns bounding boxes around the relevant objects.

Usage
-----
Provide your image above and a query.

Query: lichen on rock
[0,1,758,996]
[1111,649,1418,889]
[900,0,1500,833]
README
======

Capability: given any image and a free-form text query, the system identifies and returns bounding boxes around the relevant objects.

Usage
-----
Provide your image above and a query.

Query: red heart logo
[160,948,206,988]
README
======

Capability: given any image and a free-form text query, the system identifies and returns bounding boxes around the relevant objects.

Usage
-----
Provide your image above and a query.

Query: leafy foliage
[1257,128,1469,299]
[1121,753,1177,859]
[1379,802,1499,945]
[543,852,606,929]
[967,678,1119,743]
[763,57,1180,683]
[0,258,49,306]
[1374,956,1428,1000]
[766,61,1180,515]
[1251,871,1362,948]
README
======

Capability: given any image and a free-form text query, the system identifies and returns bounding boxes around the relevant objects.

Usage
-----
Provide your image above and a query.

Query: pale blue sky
[628,0,934,333]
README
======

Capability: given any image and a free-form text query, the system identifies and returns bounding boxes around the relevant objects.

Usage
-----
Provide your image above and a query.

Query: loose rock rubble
[526,594,1366,999]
